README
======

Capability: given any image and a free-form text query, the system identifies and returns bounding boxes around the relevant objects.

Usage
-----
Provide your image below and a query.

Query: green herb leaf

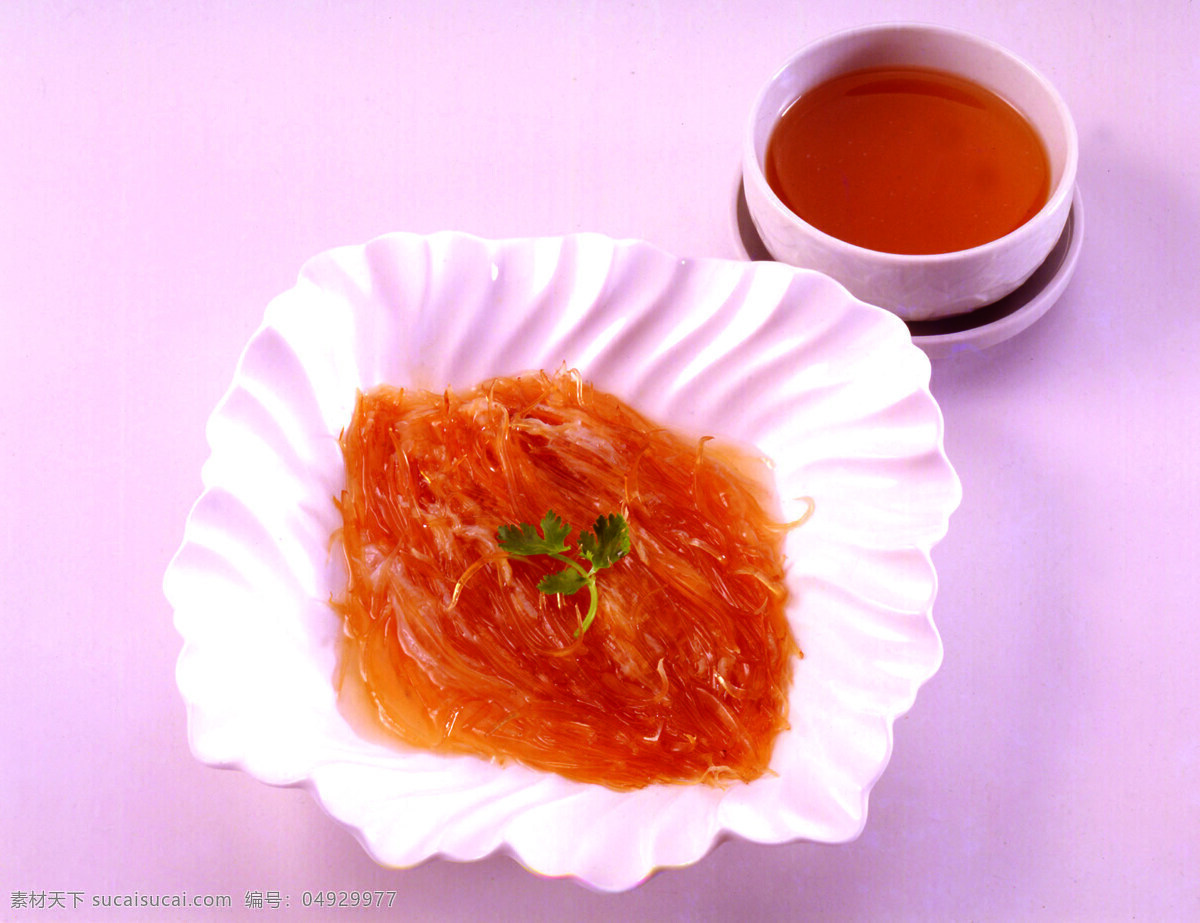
[497,510,572,556]
[579,513,631,570]
[497,510,630,636]
[538,568,590,596]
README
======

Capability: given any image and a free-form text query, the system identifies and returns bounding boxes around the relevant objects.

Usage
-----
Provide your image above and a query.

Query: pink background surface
[3,1,1198,919]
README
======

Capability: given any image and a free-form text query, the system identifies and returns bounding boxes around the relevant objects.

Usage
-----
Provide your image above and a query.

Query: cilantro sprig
[497,510,631,636]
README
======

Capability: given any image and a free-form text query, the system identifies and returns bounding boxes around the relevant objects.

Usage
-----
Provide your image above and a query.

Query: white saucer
[734,182,1084,359]
[907,186,1084,357]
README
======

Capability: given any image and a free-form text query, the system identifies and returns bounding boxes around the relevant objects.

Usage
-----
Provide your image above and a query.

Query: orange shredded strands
[334,368,800,790]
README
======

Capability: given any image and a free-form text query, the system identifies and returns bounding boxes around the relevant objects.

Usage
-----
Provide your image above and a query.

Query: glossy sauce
[334,369,800,790]
[766,66,1050,254]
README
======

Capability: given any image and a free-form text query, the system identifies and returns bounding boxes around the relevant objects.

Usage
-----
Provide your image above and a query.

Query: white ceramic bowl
[743,23,1078,321]
[164,232,961,891]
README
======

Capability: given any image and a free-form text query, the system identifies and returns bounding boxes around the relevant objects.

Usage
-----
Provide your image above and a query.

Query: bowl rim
[742,21,1080,266]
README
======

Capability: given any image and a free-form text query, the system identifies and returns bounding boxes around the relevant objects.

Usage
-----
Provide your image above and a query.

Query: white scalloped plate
[164,232,961,891]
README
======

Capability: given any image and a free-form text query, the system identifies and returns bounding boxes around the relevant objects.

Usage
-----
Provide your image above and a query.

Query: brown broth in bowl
[765,66,1050,255]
